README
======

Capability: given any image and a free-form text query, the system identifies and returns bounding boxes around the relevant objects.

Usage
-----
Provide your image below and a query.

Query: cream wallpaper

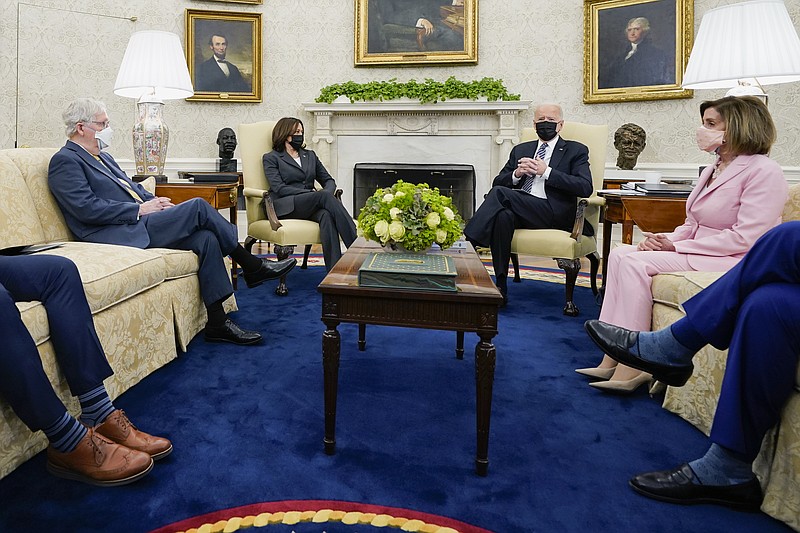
[2,0,799,173]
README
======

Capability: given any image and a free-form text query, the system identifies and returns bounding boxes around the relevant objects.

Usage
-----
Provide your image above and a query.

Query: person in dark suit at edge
[262,117,357,271]
[464,103,594,306]
[0,254,169,486]
[48,98,296,346]
[195,33,250,93]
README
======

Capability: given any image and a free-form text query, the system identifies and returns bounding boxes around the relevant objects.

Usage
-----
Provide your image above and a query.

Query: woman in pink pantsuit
[578,96,788,393]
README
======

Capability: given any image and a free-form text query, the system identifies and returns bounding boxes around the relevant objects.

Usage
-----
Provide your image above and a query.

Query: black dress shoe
[204,319,262,345]
[243,257,297,288]
[630,464,763,511]
[583,320,693,387]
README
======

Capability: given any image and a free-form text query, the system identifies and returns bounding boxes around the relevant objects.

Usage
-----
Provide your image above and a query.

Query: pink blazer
[664,154,787,271]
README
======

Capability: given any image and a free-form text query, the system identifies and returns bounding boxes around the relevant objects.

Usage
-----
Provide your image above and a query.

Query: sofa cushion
[651,270,724,310]
[0,148,71,244]
[0,154,47,250]
[150,247,201,280]
[39,242,166,314]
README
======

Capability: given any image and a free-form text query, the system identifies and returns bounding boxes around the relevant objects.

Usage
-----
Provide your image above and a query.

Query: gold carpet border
[178,509,460,533]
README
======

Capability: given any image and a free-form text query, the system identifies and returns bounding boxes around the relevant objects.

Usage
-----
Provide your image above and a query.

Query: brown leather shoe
[46,428,153,486]
[95,410,173,460]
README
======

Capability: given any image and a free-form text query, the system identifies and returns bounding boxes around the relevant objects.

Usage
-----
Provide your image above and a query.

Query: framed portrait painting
[354,0,478,66]
[185,9,262,102]
[584,0,694,104]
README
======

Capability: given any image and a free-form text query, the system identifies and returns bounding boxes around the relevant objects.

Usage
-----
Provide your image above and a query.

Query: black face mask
[535,121,559,142]
[289,134,304,150]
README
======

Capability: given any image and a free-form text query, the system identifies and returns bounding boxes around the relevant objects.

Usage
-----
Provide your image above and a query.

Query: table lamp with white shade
[681,0,800,103]
[114,30,194,182]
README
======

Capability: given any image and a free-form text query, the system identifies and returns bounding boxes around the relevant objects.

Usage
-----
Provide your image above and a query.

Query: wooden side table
[597,191,688,289]
[155,181,240,288]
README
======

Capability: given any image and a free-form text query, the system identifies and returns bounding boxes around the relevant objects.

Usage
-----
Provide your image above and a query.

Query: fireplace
[353,163,475,221]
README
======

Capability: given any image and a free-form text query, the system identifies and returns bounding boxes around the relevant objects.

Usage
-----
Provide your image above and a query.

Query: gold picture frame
[354,0,478,67]
[584,0,693,104]
[185,9,262,103]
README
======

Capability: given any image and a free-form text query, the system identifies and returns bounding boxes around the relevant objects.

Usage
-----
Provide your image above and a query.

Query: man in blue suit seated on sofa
[0,254,170,485]
[585,221,800,510]
[48,98,296,345]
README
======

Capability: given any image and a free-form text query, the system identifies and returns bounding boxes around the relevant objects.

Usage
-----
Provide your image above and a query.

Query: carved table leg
[358,323,366,351]
[273,244,295,296]
[474,333,496,476]
[322,320,341,455]
[456,331,464,360]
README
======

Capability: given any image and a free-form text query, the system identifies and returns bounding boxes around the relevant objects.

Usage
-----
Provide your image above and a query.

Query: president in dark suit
[48,98,296,345]
[262,117,357,271]
[195,34,250,93]
[464,103,594,304]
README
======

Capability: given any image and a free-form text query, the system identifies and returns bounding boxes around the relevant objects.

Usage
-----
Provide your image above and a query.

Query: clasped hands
[138,197,174,216]
[638,231,676,252]
[516,156,547,179]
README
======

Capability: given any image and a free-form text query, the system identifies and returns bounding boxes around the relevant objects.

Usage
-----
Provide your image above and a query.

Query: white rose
[390,207,402,220]
[382,193,394,203]
[436,229,448,243]
[388,220,406,240]
[374,220,389,238]
[443,207,455,221]
[395,191,406,197]
[426,212,441,228]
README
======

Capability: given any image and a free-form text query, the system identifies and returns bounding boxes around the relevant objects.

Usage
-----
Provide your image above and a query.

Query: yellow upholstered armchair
[509,122,607,316]
[239,120,341,295]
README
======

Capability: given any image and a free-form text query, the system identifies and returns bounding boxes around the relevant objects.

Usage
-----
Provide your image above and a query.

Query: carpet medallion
[152,500,492,533]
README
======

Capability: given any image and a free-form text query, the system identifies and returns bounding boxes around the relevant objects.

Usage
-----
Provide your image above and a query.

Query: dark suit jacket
[493,137,595,236]
[599,38,672,89]
[262,148,337,217]
[48,141,155,247]
[195,57,250,93]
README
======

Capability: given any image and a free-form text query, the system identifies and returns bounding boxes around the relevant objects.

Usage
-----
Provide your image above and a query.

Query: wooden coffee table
[317,238,503,475]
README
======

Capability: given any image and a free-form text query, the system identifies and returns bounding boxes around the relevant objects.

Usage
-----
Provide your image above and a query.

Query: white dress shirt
[512,136,559,199]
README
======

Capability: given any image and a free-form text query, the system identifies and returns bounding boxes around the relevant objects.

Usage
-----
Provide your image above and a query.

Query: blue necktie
[521,142,548,194]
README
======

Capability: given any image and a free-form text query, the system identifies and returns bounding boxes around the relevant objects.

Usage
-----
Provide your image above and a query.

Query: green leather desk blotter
[358,252,457,292]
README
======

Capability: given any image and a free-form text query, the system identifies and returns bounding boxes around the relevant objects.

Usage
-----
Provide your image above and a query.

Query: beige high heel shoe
[575,367,616,380]
[588,372,653,394]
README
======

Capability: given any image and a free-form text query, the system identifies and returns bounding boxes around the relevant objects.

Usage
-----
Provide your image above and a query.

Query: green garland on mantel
[315,76,521,104]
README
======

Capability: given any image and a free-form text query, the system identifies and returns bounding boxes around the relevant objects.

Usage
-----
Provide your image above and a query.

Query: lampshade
[114,30,194,100]
[682,0,800,90]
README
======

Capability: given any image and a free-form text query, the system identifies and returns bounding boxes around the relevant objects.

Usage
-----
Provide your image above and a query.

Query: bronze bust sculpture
[216,127,238,172]
[613,123,646,170]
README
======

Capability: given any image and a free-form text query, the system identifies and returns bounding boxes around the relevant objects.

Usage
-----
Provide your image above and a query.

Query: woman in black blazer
[262,117,357,271]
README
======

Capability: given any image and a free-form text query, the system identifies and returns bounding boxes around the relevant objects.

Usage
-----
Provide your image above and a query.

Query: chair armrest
[335,188,343,201]
[243,187,282,231]
[586,195,605,207]
[569,199,589,241]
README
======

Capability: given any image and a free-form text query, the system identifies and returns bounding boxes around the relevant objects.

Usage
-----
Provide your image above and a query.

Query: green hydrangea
[357,180,464,252]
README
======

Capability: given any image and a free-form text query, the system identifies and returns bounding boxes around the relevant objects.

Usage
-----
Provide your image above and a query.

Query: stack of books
[633,183,694,196]
[358,252,457,292]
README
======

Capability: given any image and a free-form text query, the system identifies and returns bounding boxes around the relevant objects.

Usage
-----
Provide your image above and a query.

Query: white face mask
[94,126,114,151]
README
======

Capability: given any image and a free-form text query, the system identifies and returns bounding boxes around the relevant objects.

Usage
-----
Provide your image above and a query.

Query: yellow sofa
[650,183,800,530]
[0,147,231,479]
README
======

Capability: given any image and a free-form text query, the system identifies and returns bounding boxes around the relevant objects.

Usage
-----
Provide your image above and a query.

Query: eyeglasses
[84,120,110,129]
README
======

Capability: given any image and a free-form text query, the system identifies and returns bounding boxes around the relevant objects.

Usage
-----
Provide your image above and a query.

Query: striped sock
[43,412,87,453]
[78,385,115,427]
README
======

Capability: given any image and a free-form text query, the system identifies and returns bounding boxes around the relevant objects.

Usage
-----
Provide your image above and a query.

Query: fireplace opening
[353,163,476,221]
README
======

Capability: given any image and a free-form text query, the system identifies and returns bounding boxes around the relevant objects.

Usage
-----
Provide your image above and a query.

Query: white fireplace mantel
[302,99,532,213]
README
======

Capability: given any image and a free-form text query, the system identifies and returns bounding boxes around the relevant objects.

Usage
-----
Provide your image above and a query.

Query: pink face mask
[696,126,725,153]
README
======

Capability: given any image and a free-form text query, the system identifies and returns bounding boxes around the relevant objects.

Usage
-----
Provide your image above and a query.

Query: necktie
[521,142,548,194]
[93,154,143,203]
